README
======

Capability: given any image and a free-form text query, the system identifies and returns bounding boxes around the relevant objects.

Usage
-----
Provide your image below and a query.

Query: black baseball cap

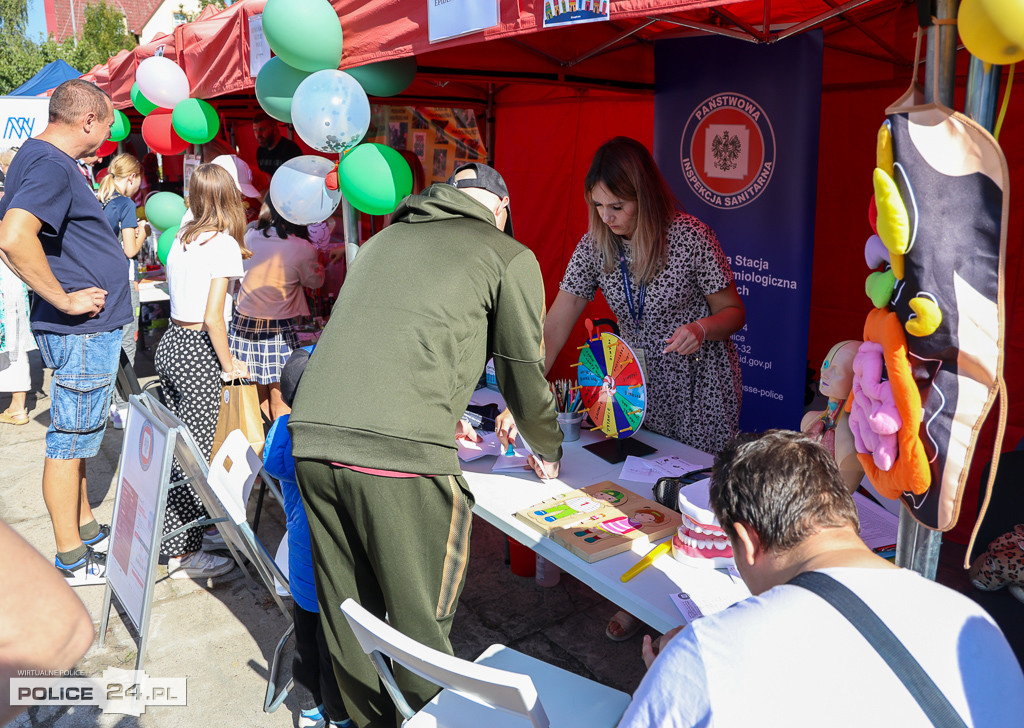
[447,162,514,236]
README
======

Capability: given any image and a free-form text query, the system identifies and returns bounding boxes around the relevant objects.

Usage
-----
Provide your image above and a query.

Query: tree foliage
[0,0,137,95]
[178,0,227,23]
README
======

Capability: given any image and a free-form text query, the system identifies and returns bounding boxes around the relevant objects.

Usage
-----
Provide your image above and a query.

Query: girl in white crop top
[153,163,253,580]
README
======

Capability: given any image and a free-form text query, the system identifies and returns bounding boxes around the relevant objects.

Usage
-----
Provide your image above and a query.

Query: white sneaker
[202,527,227,551]
[56,548,107,587]
[109,405,125,430]
[167,550,235,580]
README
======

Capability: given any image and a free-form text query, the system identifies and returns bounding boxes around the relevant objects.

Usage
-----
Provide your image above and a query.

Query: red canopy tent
[81,0,1023,543]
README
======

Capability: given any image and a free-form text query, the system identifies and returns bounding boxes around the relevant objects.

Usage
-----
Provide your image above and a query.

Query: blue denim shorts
[36,329,122,459]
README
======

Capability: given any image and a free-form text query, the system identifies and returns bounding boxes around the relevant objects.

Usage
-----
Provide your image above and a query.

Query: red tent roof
[81,0,911,108]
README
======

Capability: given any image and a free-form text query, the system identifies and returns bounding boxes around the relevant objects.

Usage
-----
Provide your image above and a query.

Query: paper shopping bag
[213,382,265,458]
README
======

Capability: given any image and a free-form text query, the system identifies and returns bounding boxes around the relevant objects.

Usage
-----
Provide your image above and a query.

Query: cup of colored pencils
[551,379,585,442]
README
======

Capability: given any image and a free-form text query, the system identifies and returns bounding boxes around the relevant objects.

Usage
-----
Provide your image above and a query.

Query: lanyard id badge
[618,248,648,379]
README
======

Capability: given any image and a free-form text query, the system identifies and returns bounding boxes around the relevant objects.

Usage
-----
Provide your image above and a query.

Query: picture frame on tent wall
[543,0,610,28]
[428,0,499,43]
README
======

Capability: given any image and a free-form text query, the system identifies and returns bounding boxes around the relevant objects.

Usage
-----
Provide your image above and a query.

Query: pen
[620,541,672,582]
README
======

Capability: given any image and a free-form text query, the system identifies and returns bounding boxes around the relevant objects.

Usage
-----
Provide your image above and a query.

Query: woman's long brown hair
[584,136,677,285]
[180,163,252,259]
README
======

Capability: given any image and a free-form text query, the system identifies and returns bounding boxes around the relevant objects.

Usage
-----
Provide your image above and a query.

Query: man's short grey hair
[49,80,111,126]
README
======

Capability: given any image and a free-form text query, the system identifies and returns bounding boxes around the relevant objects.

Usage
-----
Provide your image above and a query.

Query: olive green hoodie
[288,183,562,475]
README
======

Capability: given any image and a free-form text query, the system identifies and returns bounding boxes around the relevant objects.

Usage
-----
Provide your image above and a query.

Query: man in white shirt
[618,430,1024,728]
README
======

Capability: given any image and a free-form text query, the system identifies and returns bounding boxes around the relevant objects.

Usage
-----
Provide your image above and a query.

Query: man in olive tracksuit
[289,163,563,728]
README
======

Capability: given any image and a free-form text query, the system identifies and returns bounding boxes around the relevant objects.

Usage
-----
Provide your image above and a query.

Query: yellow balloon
[977,0,1024,48]
[959,0,1024,65]
[877,123,893,179]
[137,205,147,221]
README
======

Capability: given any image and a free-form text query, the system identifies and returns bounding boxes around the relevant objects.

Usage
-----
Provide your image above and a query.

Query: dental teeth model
[671,493,734,568]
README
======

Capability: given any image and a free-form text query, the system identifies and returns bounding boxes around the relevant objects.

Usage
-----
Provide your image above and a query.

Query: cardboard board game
[515,482,681,563]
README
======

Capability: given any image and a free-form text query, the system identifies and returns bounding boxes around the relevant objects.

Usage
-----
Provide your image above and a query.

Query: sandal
[605,610,642,642]
[0,408,28,426]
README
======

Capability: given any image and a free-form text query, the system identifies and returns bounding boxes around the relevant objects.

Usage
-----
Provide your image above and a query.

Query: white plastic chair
[340,598,632,728]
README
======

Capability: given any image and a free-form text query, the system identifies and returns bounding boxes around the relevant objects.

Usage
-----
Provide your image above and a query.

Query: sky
[26,0,48,42]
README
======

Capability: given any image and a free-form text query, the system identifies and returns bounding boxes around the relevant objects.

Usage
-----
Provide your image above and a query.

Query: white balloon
[291,70,370,154]
[269,155,343,226]
[136,56,190,110]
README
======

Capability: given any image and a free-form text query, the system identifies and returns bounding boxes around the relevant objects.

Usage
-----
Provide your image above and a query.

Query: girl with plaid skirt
[229,198,324,419]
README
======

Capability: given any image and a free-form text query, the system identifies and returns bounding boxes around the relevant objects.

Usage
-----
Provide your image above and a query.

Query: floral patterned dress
[560,212,742,454]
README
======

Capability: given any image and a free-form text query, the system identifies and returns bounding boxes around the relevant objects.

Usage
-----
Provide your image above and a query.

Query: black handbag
[652,468,713,511]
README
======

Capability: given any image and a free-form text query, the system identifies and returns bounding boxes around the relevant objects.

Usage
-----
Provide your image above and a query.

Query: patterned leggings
[154,324,221,556]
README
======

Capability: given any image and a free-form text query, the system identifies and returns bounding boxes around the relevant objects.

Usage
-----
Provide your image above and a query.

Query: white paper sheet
[492,437,533,472]
[619,454,705,483]
[669,574,749,623]
[456,431,503,462]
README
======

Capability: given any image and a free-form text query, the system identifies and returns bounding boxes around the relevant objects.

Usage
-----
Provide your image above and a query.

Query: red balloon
[142,109,189,156]
[96,139,118,157]
[868,195,878,235]
[95,167,109,183]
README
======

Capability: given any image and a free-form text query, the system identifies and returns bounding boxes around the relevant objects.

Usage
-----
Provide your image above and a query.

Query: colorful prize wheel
[577,331,647,439]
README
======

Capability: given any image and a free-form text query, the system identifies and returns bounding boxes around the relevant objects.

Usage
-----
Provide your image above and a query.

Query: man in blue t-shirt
[0,79,132,587]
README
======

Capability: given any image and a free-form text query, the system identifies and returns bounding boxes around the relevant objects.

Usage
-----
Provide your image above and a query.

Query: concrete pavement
[1,347,648,727]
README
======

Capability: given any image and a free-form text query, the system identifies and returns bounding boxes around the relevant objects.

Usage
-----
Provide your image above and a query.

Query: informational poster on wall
[107,406,171,631]
[248,14,271,77]
[542,0,610,28]
[364,105,487,185]
[653,33,823,433]
[428,0,499,42]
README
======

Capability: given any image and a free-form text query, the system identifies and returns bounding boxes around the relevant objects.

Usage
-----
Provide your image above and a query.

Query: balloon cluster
[133,56,222,156]
[958,0,1024,65]
[257,0,418,224]
[146,191,188,265]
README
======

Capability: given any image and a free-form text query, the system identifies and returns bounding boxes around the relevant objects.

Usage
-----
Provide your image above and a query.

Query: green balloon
[146,192,187,232]
[171,98,220,145]
[255,57,312,123]
[345,57,417,98]
[338,143,413,216]
[263,0,343,73]
[131,82,158,116]
[157,225,180,266]
[108,109,131,142]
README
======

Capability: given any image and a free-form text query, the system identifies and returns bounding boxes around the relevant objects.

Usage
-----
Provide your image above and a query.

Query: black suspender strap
[788,571,968,728]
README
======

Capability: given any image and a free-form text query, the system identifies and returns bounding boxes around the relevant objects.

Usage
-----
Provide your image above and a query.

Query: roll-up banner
[654,32,824,433]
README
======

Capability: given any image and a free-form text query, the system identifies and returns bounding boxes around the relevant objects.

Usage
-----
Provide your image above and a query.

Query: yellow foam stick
[620,541,672,583]
[906,296,942,337]
[890,251,905,280]
[873,168,910,255]
[876,123,894,178]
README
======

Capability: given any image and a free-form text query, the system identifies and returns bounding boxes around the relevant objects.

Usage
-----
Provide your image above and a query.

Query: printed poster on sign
[543,0,610,27]
[107,407,170,631]
[428,0,499,42]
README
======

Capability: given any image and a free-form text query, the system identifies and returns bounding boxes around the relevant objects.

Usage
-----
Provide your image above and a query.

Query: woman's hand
[222,356,249,381]
[663,322,705,355]
[495,407,518,448]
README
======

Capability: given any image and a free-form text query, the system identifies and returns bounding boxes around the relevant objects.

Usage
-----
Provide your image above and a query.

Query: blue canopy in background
[9,60,81,96]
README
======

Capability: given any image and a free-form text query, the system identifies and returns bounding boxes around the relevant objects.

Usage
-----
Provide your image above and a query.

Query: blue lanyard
[618,247,646,329]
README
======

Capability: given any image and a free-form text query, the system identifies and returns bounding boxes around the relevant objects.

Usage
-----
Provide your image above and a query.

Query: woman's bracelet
[693,320,707,346]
